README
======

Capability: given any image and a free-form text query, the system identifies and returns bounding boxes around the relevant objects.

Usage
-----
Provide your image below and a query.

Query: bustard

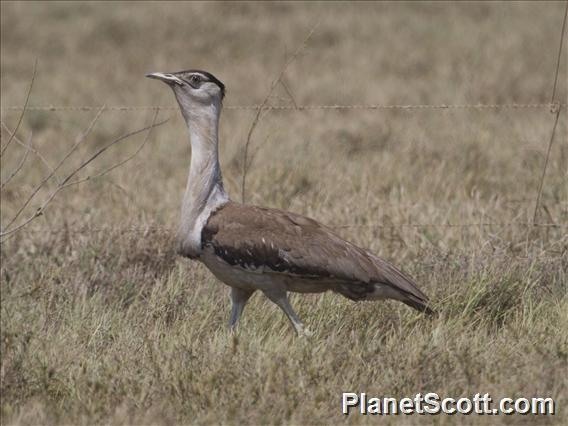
[147,69,434,335]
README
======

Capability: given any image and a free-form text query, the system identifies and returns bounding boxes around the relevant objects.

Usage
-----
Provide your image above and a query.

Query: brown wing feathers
[202,202,433,314]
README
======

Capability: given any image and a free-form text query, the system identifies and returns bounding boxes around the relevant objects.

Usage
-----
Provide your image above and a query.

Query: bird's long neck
[177,102,229,258]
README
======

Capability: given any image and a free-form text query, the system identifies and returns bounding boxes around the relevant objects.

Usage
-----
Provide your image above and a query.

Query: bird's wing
[202,202,430,306]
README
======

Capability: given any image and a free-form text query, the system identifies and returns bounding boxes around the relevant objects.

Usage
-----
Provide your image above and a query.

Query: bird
[146,69,434,335]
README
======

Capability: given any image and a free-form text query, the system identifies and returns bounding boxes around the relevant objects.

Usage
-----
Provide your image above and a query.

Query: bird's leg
[228,287,254,330]
[263,290,313,337]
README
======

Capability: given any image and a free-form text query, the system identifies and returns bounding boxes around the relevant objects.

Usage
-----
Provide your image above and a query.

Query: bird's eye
[190,75,201,85]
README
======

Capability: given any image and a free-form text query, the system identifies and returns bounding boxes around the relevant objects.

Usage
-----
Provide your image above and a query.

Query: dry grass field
[1,1,567,425]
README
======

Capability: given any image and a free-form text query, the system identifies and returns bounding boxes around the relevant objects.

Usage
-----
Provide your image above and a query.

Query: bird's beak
[145,72,184,86]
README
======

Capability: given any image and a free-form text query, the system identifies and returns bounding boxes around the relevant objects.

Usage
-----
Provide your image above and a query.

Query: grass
[1,1,567,425]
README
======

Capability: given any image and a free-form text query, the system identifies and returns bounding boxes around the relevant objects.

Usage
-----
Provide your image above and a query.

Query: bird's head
[146,69,225,117]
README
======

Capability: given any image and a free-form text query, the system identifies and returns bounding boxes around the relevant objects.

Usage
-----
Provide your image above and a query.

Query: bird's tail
[401,294,436,316]
[367,254,436,316]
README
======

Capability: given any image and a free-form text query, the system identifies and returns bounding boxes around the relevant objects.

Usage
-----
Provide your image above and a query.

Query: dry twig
[59,108,161,188]
[2,106,107,233]
[240,24,318,203]
[532,1,568,224]
[0,107,167,241]
[0,59,37,157]
[1,131,32,191]
[1,122,61,183]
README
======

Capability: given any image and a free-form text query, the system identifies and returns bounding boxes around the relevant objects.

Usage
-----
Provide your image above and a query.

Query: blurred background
[1,2,567,424]
[1,1,566,241]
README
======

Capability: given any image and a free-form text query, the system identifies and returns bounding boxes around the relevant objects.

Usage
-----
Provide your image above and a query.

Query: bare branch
[2,106,106,232]
[533,105,562,224]
[1,131,32,190]
[0,115,168,241]
[57,117,167,189]
[1,121,61,183]
[533,2,567,224]
[246,134,271,179]
[61,109,161,188]
[279,78,298,108]
[0,59,37,157]
[241,23,318,203]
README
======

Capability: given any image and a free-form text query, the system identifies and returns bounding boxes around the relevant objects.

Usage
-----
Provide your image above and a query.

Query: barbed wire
[2,7,568,241]
[2,222,565,237]
[333,222,566,229]
[2,102,567,112]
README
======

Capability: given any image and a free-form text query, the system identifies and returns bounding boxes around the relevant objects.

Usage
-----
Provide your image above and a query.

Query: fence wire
[1,100,567,239]
[2,103,568,112]
[2,3,568,240]
[3,222,565,238]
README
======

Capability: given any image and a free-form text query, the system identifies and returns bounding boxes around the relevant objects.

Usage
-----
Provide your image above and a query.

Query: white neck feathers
[176,101,229,258]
